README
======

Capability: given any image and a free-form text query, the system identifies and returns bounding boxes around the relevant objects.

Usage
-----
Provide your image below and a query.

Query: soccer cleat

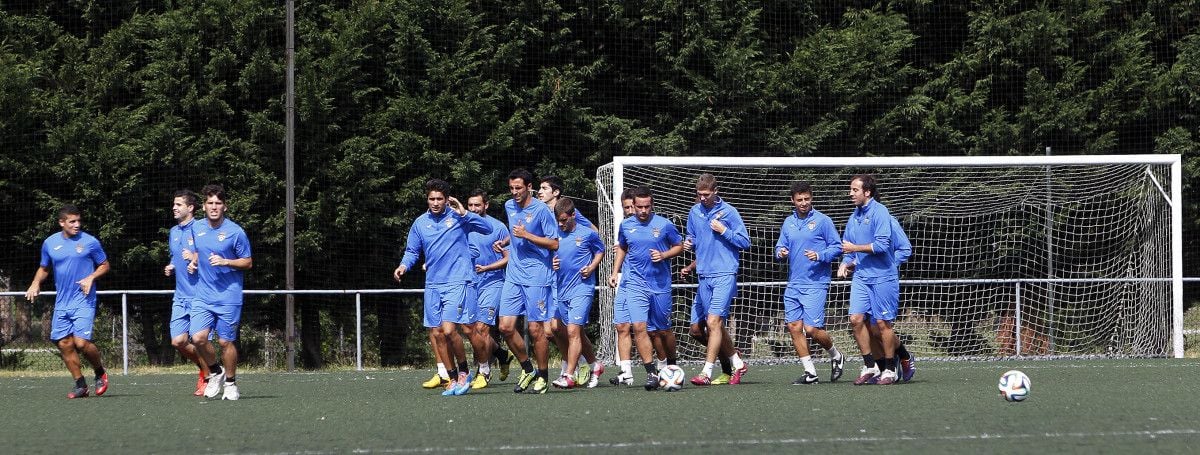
[67,383,89,399]
[513,370,536,393]
[730,363,749,385]
[690,374,712,386]
[442,372,464,396]
[586,364,604,388]
[830,354,845,382]
[221,382,239,400]
[422,373,450,389]
[498,351,514,381]
[94,373,109,396]
[574,362,592,386]
[530,376,548,394]
[900,356,916,382]
[792,372,820,385]
[711,373,732,385]
[609,373,633,386]
[644,373,660,391]
[876,369,897,385]
[470,373,490,390]
[452,373,473,395]
[552,374,575,389]
[853,365,880,386]
[194,371,207,396]
[204,370,225,398]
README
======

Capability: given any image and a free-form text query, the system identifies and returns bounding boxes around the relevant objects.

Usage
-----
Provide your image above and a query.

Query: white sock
[800,355,816,375]
[828,346,842,359]
[731,352,745,370]
[619,360,632,376]
[437,363,449,379]
[656,358,667,370]
[479,362,491,376]
[702,362,715,378]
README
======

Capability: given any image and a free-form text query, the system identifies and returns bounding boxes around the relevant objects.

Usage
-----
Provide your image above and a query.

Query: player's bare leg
[527,320,550,372]
[875,320,899,384]
[849,313,879,384]
[787,320,819,384]
[56,336,84,381]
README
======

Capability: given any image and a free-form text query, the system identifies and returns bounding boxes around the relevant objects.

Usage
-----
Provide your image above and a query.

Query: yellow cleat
[470,373,490,389]
[711,373,732,385]
[422,373,450,389]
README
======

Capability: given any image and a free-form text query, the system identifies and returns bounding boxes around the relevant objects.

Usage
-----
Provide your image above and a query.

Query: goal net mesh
[594,160,1174,362]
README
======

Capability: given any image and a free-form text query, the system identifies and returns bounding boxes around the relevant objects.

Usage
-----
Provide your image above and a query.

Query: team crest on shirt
[218,232,227,242]
[575,236,583,246]
[651,227,660,238]
[444,218,455,228]
[807,221,817,231]
[75,243,84,254]
[524,213,533,223]
[187,237,194,246]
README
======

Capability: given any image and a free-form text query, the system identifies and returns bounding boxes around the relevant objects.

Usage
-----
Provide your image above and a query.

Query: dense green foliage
[2,0,1197,367]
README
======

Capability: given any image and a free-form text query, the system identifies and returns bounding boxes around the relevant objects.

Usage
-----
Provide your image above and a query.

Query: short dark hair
[425,179,451,196]
[696,173,717,191]
[632,185,653,201]
[174,189,199,207]
[620,188,635,201]
[851,174,878,199]
[540,175,564,195]
[201,184,226,202]
[789,181,813,197]
[554,197,575,217]
[57,204,81,221]
[468,188,488,201]
[508,168,534,187]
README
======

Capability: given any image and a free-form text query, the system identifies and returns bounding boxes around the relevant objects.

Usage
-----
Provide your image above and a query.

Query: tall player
[550,197,606,388]
[608,186,684,391]
[163,190,210,395]
[395,179,493,396]
[774,181,846,384]
[25,205,111,399]
[860,217,916,383]
[466,188,514,389]
[537,174,597,384]
[838,175,902,385]
[191,184,253,400]
[682,174,750,386]
[498,169,560,394]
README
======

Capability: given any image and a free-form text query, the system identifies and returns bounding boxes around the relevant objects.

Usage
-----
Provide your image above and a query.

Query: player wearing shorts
[163,189,210,395]
[774,181,845,384]
[608,186,684,391]
[681,174,750,386]
[860,217,917,383]
[191,184,253,400]
[537,175,597,384]
[465,188,514,389]
[838,175,902,385]
[550,198,606,389]
[395,179,493,396]
[25,205,111,399]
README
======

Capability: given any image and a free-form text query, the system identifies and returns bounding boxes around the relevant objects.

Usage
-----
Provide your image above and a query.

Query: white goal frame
[598,154,1183,360]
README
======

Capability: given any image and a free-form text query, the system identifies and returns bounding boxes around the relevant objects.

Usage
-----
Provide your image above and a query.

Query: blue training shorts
[474,280,503,326]
[169,297,195,339]
[50,306,96,341]
[423,282,477,328]
[556,294,594,326]
[612,287,630,325]
[783,286,828,327]
[190,301,243,341]
[848,279,899,322]
[627,289,672,332]
[499,282,551,322]
[690,274,736,324]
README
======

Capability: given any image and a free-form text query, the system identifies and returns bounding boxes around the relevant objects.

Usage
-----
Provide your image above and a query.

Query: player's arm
[608,243,627,287]
[679,259,697,278]
[458,209,493,235]
[775,225,790,260]
[818,218,843,263]
[25,266,50,301]
[516,210,559,250]
[718,210,751,250]
[77,260,110,295]
[394,225,423,280]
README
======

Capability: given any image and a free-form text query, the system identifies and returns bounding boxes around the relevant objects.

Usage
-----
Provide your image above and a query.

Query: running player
[163,190,210,395]
[466,188,514,389]
[550,197,606,388]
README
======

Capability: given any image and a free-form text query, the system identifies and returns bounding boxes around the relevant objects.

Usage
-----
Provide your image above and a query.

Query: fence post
[356,293,362,371]
[121,293,129,375]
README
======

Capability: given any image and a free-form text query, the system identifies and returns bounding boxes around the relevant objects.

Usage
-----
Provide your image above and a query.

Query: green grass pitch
[2,359,1197,453]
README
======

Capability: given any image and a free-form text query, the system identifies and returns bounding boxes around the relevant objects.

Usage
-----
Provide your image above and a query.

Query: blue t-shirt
[468,215,509,288]
[775,208,842,288]
[841,199,897,283]
[194,218,252,305]
[40,231,107,310]
[555,227,606,300]
[891,217,912,271]
[617,214,683,293]
[687,197,750,277]
[573,209,595,230]
[401,210,492,285]
[503,198,559,286]
[169,220,200,300]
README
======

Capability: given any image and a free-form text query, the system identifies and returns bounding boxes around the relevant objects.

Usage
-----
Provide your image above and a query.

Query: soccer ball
[998,370,1031,402]
[659,365,685,391]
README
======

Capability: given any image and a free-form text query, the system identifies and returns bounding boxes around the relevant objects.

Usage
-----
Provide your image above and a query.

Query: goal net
[594,155,1183,362]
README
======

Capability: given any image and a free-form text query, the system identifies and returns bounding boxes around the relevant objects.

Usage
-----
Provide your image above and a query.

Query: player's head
[555,197,577,232]
[790,181,813,216]
[466,188,489,216]
[620,188,635,218]
[696,173,719,208]
[538,175,564,204]
[172,189,198,223]
[425,179,451,215]
[201,184,228,223]
[57,204,82,236]
[632,185,653,222]
[849,174,876,207]
[508,169,534,205]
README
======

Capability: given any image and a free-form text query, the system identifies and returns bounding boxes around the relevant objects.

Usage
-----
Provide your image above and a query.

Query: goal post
[594,154,1183,362]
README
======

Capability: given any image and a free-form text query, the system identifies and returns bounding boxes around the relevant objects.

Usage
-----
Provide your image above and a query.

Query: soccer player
[608,186,684,391]
[681,174,750,386]
[465,188,515,389]
[550,197,606,388]
[190,184,253,400]
[608,189,637,385]
[395,179,493,396]
[25,205,111,399]
[837,174,902,385]
[862,217,917,382]
[774,181,846,384]
[498,169,560,394]
[537,174,598,384]
[163,189,210,395]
